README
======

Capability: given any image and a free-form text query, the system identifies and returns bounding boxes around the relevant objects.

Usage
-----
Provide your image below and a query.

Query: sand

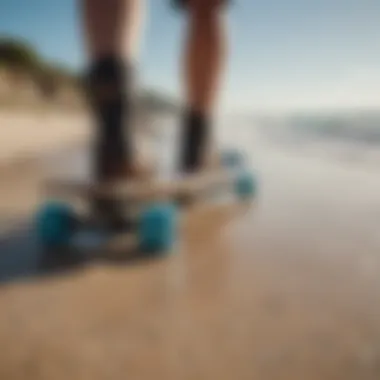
[0,111,90,164]
[0,112,380,379]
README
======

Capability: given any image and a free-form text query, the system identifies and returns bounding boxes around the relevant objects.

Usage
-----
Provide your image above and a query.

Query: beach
[0,111,380,379]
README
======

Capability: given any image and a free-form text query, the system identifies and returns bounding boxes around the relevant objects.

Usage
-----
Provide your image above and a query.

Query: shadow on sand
[0,201,252,287]
[0,221,166,287]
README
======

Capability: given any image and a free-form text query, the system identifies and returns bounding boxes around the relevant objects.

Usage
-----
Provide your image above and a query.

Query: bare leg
[80,0,145,227]
[184,0,227,114]
[179,0,228,172]
[82,0,143,62]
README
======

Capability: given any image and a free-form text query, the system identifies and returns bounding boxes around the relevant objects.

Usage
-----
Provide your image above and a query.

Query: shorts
[171,0,231,10]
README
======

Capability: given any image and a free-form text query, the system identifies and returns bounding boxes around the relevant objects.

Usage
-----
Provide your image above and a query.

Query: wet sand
[0,117,380,379]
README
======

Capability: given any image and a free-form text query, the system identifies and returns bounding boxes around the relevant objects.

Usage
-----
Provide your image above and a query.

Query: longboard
[35,149,257,253]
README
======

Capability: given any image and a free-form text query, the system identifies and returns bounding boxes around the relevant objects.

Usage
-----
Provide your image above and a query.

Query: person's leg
[82,0,143,61]
[80,0,144,225]
[81,0,144,176]
[178,0,228,173]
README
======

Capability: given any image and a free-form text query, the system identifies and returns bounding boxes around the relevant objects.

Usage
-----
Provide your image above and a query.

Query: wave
[257,112,380,147]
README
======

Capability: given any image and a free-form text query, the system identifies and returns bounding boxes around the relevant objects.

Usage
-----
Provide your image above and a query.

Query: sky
[0,0,380,114]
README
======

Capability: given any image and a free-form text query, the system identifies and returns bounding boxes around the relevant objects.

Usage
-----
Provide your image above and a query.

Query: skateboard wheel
[222,149,245,168]
[35,201,76,247]
[138,203,178,253]
[235,172,257,199]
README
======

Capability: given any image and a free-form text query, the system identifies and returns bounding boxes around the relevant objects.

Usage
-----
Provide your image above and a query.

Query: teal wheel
[35,201,77,247]
[222,149,245,168]
[138,203,178,253]
[235,172,257,199]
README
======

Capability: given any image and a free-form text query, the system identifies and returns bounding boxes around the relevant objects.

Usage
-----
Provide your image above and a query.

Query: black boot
[179,108,210,173]
[176,109,210,206]
[84,56,134,230]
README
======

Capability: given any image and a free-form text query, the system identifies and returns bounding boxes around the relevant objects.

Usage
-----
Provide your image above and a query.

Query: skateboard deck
[44,168,241,202]
[35,146,256,253]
